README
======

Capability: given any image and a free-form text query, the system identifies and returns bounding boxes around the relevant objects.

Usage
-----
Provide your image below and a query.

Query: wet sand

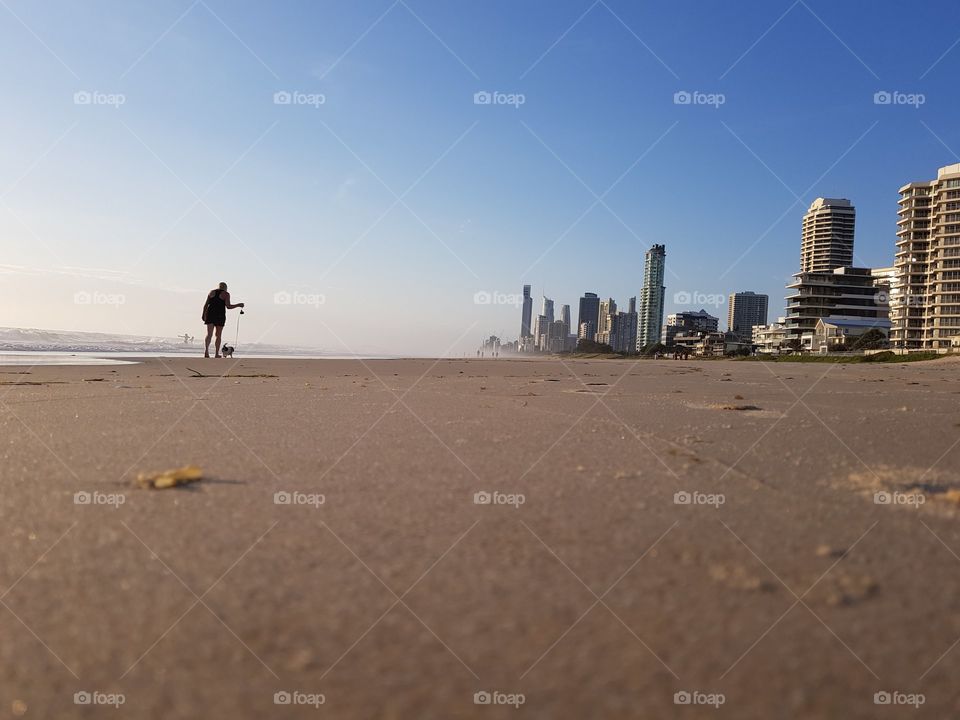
[1,355,959,718]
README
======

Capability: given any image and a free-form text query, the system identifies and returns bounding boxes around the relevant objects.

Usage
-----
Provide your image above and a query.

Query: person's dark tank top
[208,290,226,313]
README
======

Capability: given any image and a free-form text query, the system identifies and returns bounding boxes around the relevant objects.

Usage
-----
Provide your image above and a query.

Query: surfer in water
[201,282,244,358]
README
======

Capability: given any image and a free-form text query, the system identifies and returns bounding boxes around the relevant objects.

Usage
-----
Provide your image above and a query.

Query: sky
[2,0,960,355]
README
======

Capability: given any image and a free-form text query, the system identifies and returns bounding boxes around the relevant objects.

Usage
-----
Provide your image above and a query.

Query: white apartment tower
[801,198,855,273]
[637,244,666,350]
[892,163,960,350]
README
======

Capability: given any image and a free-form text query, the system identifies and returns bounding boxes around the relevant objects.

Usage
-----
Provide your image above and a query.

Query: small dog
[221,344,235,358]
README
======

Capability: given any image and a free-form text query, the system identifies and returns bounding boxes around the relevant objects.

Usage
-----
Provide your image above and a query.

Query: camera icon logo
[873,91,892,105]
[474,491,492,505]
[73,91,92,105]
[473,91,492,105]
[274,690,292,704]
[473,290,492,305]
[273,290,292,305]
[874,491,891,505]
[474,691,491,705]
[273,91,292,105]
[74,691,92,705]
[673,291,692,304]
[674,491,691,505]
[874,691,891,704]
[673,90,692,105]
[274,491,292,505]
[674,691,691,704]
[74,491,92,505]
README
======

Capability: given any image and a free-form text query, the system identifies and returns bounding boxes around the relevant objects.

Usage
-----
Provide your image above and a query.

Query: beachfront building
[753,318,789,354]
[785,267,889,349]
[577,292,600,341]
[727,292,769,342]
[613,298,638,353]
[801,198,855,273]
[662,309,719,347]
[520,285,533,340]
[811,318,891,353]
[892,162,960,350]
[596,298,617,346]
[637,244,666,350]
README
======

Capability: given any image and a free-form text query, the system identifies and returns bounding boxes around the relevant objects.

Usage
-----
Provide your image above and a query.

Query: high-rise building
[520,285,533,339]
[596,298,617,346]
[892,163,960,350]
[533,314,547,350]
[559,304,571,335]
[727,292,769,342]
[541,296,555,325]
[577,292,600,341]
[663,309,719,347]
[637,244,666,349]
[785,267,889,346]
[614,298,638,353]
[801,198,855,273]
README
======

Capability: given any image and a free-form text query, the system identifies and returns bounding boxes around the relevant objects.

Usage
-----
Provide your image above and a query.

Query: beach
[2,355,959,718]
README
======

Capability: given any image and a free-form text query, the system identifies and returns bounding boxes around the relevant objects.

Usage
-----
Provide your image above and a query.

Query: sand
[1,355,959,718]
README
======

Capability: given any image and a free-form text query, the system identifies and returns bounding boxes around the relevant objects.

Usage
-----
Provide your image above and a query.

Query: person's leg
[204,324,214,357]
[215,325,223,357]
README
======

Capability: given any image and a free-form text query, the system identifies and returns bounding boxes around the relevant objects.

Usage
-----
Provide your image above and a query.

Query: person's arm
[221,291,245,310]
[201,292,211,322]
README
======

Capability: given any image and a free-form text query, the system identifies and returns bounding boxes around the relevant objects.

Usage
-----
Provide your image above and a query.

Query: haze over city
[3,0,960,355]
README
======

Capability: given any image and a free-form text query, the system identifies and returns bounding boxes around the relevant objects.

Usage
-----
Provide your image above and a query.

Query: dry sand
[1,355,959,718]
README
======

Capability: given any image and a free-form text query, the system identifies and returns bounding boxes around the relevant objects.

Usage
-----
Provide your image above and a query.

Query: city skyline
[3,1,960,355]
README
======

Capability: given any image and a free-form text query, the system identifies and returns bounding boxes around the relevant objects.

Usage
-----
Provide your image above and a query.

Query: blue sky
[2,0,959,354]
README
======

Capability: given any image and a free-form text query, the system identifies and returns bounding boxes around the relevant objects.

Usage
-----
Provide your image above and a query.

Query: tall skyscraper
[578,292,600,341]
[801,198,855,273]
[520,285,533,339]
[727,292,769,342]
[541,296,555,325]
[596,298,617,346]
[637,244,666,349]
[892,163,960,350]
[559,304,571,335]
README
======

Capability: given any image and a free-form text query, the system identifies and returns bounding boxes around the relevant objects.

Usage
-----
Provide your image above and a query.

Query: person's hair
[218,282,228,290]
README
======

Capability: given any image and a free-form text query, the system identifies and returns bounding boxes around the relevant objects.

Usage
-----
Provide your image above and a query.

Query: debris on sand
[135,465,203,489]
[717,404,763,411]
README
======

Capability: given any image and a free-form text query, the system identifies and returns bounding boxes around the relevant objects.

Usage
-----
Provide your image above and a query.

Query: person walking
[201,282,244,358]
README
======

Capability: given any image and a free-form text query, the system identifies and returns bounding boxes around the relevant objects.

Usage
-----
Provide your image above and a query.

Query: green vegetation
[574,339,615,354]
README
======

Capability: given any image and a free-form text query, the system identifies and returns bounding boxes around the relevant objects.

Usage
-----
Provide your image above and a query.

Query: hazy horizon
[3,0,960,355]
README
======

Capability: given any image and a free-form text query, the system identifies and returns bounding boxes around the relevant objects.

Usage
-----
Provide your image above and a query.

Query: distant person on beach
[201,282,244,358]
